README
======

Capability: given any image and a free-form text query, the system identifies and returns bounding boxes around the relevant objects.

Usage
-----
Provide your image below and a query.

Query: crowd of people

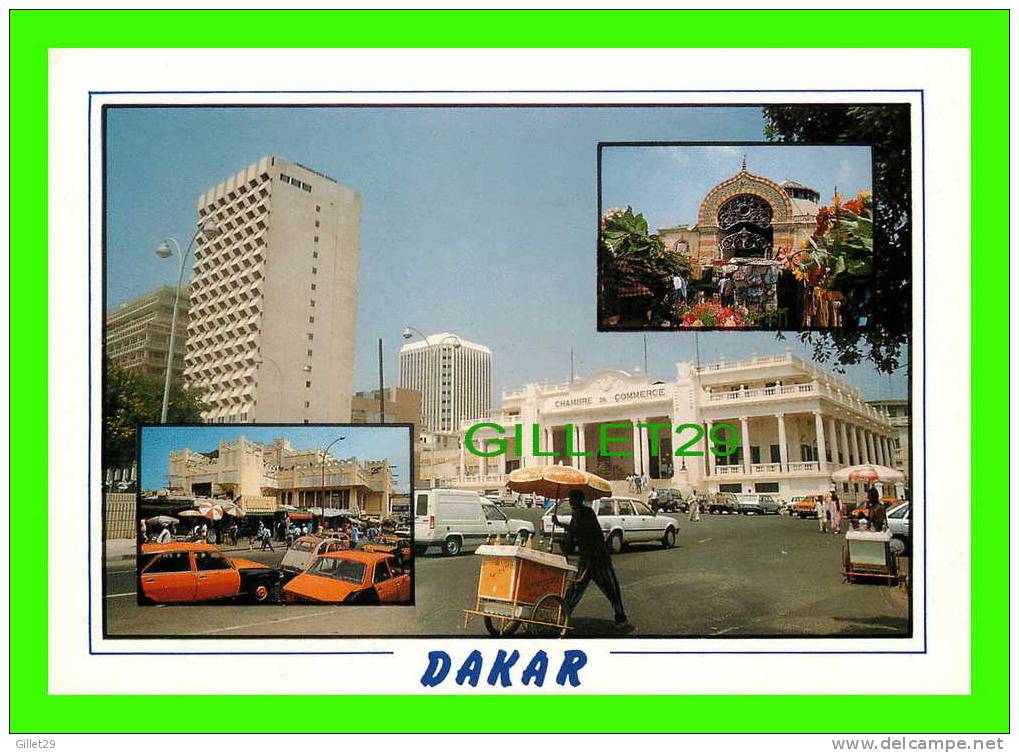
[138,514,382,552]
[815,485,888,534]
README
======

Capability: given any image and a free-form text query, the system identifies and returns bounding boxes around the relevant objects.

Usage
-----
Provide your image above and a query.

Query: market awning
[287,512,313,521]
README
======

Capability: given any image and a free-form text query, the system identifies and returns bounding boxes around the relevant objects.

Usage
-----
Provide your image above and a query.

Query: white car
[540,496,678,555]
[279,534,351,581]
[886,501,911,555]
[735,493,781,515]
[414,488,534,556]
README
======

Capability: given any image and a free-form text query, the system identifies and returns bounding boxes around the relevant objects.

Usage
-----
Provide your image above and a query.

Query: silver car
[541,496,679,554]
[886,502,911,555]
[735,493,781,515]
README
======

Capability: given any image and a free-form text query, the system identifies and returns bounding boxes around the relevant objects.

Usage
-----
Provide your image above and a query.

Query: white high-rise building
[184,156,361,423]
[399,333,491,433]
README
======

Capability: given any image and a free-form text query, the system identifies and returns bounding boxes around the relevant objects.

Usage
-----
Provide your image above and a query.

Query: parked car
[651,488,684,513]
[886,502,911,555]
[541,496,678,555]
[848,497,901,524]
[707,492,740,514]
[282,551,411,604]
[279,534,352,583]
[792,495,824,519]
[735,493,781,515]
[413,488,534,556]
[139,542,282,604]
[361,534,413,567]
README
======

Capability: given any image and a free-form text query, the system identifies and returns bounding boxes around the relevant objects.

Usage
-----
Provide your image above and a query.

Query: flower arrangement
[775,190,873,291]
[676,302,756,328]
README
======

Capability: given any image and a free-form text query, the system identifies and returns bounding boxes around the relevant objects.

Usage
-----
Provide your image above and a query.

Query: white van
[414,489,534,556]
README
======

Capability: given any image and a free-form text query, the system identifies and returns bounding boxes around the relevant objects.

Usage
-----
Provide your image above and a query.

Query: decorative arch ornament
[697,168,795,228]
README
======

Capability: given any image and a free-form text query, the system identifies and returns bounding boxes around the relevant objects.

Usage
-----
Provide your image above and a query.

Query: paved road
[105,511,909,638]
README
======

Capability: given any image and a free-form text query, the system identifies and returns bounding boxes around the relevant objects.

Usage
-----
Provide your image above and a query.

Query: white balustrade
[787,461,820,472]
[715,465,743,475]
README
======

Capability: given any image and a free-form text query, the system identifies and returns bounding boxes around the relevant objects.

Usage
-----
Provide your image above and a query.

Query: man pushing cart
[463,464,630,636]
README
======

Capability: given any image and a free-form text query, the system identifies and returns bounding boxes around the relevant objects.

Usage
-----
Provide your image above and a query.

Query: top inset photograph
[598,143,875,331]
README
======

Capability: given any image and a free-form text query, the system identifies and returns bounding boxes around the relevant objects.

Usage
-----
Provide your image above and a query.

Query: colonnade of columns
[701,411,893,475]
[456,413,895,480]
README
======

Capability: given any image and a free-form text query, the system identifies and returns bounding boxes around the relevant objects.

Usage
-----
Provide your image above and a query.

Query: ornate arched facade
[659,166,817,268]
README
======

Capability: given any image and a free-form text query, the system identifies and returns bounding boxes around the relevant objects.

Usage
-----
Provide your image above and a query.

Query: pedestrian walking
[553,490,630,630]
[688,495,701,522]
[647,488,659,512]
[828,492,843,534]
[351,522,361,548]
[259,524,275,552]
[815,496,828,533]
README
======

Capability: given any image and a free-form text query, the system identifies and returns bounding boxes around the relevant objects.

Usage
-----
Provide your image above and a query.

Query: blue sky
[601,144,872,232]
[106,106,903,402]
[140,425,411,492]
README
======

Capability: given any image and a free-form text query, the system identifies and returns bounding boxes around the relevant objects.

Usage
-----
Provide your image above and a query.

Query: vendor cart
[842,530,899,585]
[464,544,577,637]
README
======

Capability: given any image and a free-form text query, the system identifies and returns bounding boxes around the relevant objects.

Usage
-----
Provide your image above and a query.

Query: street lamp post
[155,220,221,423]
[401,327,463,350]
[320,435,346,521]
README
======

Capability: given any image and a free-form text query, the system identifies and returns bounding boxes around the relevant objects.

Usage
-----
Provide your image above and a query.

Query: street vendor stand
[832,465,907,586]
[463,464,612,637]
[842,530,899,584]
[464,544,577,636]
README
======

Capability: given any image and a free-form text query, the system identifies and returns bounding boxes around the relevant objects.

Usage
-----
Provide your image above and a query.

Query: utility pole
[378,338,385,423]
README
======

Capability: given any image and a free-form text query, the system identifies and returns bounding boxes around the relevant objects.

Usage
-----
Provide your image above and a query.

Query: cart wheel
[527,594,569,637]
[483,616,521,636]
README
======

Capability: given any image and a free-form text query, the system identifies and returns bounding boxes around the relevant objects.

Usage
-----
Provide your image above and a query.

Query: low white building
[454,352,898,502]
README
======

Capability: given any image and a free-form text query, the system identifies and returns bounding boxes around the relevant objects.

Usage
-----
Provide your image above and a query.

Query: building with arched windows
[653,163,826,325]
[658,163,822,267]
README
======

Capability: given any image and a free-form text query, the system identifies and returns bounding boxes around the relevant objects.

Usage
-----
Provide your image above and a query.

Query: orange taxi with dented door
[139,542,282,604]
[282,550,411,605]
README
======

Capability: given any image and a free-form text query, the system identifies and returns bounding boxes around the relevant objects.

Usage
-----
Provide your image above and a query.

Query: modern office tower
[184,156,361,423]
[398,333,491,433]
[105,285,189,379]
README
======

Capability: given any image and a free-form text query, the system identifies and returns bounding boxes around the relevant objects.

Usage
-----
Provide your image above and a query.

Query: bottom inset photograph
[125,423,414,621]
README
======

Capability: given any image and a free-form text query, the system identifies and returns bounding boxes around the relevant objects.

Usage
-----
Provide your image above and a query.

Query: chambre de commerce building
[455,353,900,502]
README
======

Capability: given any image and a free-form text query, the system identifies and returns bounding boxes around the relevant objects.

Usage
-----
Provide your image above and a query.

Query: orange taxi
[848,497,899,522]
[139,542,282,604]
[360,535,413,566]
[791,495,824,519]
[282,551,411,605]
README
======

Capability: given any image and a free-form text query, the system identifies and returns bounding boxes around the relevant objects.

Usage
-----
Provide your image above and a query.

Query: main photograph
[102,103,913,638]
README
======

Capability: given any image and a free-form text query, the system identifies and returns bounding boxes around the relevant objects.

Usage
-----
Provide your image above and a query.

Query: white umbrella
[831,464,905,484]
[197,501,225,521]
[145,515,178,526]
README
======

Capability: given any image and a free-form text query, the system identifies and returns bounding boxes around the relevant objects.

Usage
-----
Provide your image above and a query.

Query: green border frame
[10,9,1008,733]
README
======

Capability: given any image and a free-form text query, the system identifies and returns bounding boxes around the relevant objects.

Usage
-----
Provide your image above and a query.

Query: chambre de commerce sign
[465,385,740,460]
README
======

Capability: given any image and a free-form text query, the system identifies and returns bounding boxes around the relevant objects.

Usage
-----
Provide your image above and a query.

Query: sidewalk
[104,537,287,563]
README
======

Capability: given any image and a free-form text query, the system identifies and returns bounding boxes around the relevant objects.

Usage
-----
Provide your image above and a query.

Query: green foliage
[103,364,206,469]
[600,206,692,278]
[599,206,693,324]
[763,104,911,374]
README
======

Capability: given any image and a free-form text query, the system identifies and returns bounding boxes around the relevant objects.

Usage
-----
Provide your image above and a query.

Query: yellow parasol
[506,465,612,552]
[506,464,612,500]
